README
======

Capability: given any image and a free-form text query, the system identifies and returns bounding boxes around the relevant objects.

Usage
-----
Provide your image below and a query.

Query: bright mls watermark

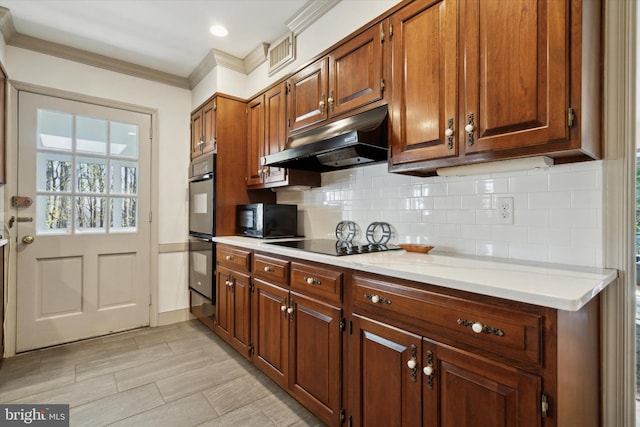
[0,405,69,426]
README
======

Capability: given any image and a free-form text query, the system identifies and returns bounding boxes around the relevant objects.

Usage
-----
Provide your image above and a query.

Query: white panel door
[16,91,151,352]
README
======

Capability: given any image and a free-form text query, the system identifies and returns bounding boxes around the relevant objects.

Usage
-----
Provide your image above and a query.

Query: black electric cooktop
[266,239,401,257]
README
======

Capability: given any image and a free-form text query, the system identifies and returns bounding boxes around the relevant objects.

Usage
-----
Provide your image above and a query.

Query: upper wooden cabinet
[389,0,601,175]
[190,98,216,160]
[287,23,385,135]
[388,0,457,166]
[246,84,320,190]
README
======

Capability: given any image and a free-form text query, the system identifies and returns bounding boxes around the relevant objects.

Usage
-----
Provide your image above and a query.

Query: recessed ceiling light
[210,25,228,37]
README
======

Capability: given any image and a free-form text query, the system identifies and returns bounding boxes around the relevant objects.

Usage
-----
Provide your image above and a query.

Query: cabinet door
[264,83,288,185]
[246,95,265,187]
[328,24,383,118]
[289,292,342,427]
[460,0,568,155]
[348,314,422,427]
[252,278,290,388]
[214,266,232,342]
[190,108,203,160]
[201,98,217,155]
[423,338,541,427]
[287,58,328,134]
[229,270,252,359]
[389,0,458,166]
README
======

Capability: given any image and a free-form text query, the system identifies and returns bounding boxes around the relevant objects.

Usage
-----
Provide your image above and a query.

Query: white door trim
[3,81,160,356]
[602,0,637,425]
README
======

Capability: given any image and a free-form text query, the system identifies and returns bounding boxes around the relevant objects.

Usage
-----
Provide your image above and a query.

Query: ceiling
[0,0,338,86]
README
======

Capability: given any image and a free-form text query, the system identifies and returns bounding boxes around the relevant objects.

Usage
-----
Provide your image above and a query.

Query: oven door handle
[189,173,213,183]
[190,235,213,242]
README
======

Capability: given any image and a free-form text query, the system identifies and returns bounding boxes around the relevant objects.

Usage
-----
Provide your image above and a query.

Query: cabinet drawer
[352,275,542,366]
[216,245,251,272]
[290,261,343,303]
[253,253,290,285]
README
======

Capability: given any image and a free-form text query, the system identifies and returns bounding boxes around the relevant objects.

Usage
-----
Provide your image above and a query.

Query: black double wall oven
[188,153,216,321]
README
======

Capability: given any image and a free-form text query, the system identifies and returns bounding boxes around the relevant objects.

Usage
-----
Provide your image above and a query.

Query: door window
[36,109,139,235]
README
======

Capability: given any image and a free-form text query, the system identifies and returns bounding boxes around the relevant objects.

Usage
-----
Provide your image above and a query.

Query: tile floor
[0,320,325,427]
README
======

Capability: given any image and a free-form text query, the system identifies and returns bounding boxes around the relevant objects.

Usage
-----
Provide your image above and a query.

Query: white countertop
[212,236,618,312]
[0,238,8,248]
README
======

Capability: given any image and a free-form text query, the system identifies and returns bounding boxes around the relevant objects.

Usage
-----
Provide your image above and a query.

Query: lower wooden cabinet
[215,265,252,359]
[348,315,422,427]
[252,278,290,388]
[348,314,542,427]
[252,272,343,426]
[211,244,601,427]
[423,338,541,427]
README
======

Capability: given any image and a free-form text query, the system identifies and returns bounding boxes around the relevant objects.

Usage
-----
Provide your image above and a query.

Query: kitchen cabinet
[251,253,344,427]
[389,0,601,175]
[213,242,602,427]
[190,98,216,160]
[347,273,600,427]
[287,23,385,135]
[246,85,320,189]
[215,245,252,359]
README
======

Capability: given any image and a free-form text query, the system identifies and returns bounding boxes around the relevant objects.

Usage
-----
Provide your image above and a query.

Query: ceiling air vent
[268,32,296,76]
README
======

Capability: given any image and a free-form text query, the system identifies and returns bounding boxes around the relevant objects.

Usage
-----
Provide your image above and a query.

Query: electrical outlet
[496,197,514,225]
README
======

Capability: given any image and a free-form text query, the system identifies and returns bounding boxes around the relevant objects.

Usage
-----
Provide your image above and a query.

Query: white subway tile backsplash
[528,191,572,209]
[279,161,602,267]
[461,195,493,210]
[476,241,510,257]
[474,178,509,194]
[434,195,462,210]
[508,174,549,193]
[549,209,598,228]
[549,171,597,191]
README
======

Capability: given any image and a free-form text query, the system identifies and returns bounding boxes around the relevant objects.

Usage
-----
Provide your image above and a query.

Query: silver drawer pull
[225,255,234,261]
[364,293,392,305]
[263,266,275,273]
[457,318,505,337]
[304,277,321,285]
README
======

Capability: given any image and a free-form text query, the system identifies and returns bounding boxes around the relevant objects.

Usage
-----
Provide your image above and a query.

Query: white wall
[5,46,193,314]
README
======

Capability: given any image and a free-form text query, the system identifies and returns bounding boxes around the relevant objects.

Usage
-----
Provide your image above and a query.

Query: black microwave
[236,204,298,238]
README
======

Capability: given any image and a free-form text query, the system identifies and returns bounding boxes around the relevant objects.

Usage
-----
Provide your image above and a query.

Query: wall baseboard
[157,308,193,326]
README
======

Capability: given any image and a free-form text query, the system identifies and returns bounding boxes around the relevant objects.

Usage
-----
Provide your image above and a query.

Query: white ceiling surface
[0,0,311,78]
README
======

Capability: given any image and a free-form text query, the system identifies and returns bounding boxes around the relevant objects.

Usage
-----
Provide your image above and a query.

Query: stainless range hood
[262,105,388,172]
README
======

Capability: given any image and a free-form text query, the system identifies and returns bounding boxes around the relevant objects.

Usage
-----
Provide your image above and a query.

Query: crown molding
[9,33,190,89]
[0,1,340,90]
[244,42,269,75]
[0,6,16,42]
[286,0,341,34]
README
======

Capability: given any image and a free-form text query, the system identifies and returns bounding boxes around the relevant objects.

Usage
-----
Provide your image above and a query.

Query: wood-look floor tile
[0,353,43,381]
[75,343,173,382]
[196,404,276,427]
[0,365,76,403]
[254,393,325,427]
[109,392,217,427]
[7,374,118,408]
[167,333,220,354]
[69,383,164,426]
[155,358,249,403]
[133,322,210,349]
[114,349,213,392]
[38,337,139,372]
[202,374,272,416]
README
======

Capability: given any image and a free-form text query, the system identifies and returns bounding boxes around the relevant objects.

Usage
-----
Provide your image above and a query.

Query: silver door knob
[22,235,35,244]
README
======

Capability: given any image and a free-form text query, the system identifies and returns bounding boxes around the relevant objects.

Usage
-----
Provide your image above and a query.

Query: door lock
[11,196,33,208]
